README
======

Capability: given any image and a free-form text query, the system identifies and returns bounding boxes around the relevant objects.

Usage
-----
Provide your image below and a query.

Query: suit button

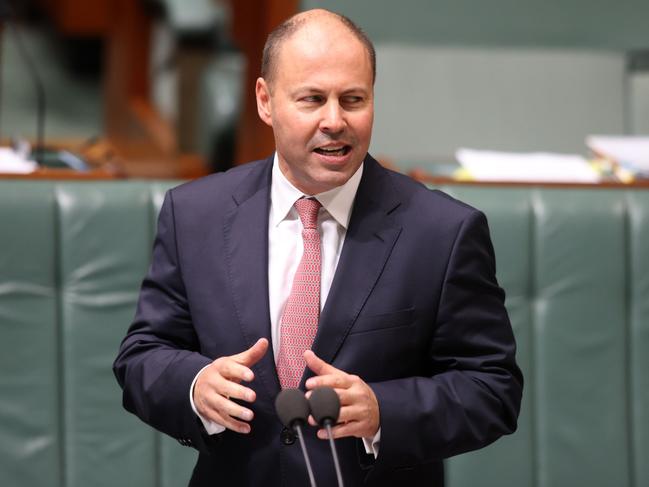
[280,427,296,445]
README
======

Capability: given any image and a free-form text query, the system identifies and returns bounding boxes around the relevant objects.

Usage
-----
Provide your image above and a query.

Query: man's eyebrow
[341,87,370,95]
[293,85,324,92]
[288,86,370,96]
[289,85,323,95]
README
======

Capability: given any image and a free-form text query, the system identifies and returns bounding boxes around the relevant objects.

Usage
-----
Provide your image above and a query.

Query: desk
[0,137,210,180]
[404,161,649,189]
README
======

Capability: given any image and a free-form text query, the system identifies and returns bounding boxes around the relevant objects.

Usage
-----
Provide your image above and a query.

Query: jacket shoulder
[380,165,482,221]
[169,159,271,207]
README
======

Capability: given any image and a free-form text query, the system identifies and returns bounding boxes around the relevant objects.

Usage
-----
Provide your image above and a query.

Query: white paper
[586,135,649,172]
[0,148,37,174]
[456,148,600,183]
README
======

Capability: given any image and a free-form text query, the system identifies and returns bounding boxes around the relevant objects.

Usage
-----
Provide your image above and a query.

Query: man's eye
[301,96,323,103]
[342,96,363,105]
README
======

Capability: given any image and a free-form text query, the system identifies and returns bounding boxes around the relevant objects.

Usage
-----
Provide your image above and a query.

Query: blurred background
[2,3,649,487]
[1,0,648,179]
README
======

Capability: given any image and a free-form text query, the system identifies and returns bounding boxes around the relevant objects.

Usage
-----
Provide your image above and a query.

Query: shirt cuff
[190,364,226,435]
[361,428,381,458]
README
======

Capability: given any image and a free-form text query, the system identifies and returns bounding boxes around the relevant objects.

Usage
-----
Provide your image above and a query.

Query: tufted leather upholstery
[440,187,649,487]
[1,180,647,487]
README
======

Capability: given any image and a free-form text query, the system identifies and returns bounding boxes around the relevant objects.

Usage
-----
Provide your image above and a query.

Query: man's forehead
[286,17,358,50]
[262,9,376,89]
[276,41,372,92]
[290,8,344,27]
[277,20,368,72]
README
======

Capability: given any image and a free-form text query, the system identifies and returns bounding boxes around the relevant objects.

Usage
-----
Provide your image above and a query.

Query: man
[114,8,522,487]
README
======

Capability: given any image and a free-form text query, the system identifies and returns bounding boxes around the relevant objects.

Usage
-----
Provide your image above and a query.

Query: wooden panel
[232,0,299,164]
[101,0,210,178]
[104,0,151,137]
[40,0,111,36]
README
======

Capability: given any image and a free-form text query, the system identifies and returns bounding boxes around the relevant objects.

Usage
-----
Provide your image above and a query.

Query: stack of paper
[586,136,649,176]
[455,148,600,183]
[0,147,37,174]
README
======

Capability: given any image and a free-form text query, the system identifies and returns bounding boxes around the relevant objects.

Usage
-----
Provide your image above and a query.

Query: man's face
[256,21,374,195]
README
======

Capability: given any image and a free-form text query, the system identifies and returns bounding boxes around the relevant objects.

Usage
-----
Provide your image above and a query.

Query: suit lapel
[223,158,281,397]
[223,157,403,393]
[305,158,402,384]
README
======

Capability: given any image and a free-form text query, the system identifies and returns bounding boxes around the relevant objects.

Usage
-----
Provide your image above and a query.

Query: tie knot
[294,198,321,229]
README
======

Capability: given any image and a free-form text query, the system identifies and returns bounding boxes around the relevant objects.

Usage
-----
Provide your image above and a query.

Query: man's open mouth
[313,146,351,157]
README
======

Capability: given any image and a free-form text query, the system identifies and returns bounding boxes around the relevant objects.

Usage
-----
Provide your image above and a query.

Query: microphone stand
[275,389,318,487]
[1,0,46,165]
[0,1,7,140]
[294,422,317,487]
[324,420,344,487]
[308,387,344,487]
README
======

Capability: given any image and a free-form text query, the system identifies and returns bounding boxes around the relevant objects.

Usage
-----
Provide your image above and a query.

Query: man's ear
[256,77,273,127]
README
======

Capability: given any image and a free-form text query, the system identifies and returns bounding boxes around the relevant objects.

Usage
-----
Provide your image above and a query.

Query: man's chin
[309,167,359,193]
[283,155,363,194]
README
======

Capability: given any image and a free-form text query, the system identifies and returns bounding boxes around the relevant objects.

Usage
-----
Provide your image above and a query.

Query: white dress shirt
[190,154,380,456]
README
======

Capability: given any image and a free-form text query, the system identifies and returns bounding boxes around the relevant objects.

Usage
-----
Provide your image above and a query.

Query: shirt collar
[270,152,364,229]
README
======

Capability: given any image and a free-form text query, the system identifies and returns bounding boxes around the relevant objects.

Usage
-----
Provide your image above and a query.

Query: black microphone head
[275,389,310,428]
[308,387,340,425]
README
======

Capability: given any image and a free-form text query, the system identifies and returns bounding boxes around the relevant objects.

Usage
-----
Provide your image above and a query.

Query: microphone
[309,387,344,487]
[275,389,317,487]
[0,0,47,165]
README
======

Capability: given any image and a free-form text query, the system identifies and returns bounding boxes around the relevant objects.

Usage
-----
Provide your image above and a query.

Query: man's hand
[304,350,380,440]
[193,338,269,434]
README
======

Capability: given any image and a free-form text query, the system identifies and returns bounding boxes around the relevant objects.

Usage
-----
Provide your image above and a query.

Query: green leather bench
[1,180,647,487]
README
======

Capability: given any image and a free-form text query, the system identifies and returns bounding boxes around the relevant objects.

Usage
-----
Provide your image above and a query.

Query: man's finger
[304,350,339,379]
[219,378,257,403]
[317,421,357,440]
[207,408,251,434]
[306,373,349,390]
[336,404,361,424]
[218,396,255,423]
[218,359,256,383]
[203,396,254,434]
[232,338,269,367]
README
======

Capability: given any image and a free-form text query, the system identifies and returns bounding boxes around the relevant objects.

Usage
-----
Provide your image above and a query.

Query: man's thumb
[236,338,269,365]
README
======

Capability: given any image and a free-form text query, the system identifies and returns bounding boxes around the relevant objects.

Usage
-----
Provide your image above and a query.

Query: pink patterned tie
[277,198,322,389]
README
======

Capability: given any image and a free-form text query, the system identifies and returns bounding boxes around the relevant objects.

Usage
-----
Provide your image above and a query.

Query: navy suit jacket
[114,155,523,486]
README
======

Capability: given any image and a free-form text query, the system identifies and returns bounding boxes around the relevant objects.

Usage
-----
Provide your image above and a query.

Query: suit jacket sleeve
[369,208,523,469]
[113,191,216,453]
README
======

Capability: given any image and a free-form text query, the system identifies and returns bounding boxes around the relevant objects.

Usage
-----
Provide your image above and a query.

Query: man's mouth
[313,145,351,157]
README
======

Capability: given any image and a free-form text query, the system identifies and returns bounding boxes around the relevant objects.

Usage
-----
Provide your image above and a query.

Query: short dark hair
[261,10,376,88]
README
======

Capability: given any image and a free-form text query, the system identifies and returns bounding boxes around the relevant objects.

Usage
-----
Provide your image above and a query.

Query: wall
[300,1,648,167]
[302,0,649,49]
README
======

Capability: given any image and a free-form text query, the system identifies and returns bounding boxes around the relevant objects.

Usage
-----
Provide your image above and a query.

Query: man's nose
[319,102,346,134]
